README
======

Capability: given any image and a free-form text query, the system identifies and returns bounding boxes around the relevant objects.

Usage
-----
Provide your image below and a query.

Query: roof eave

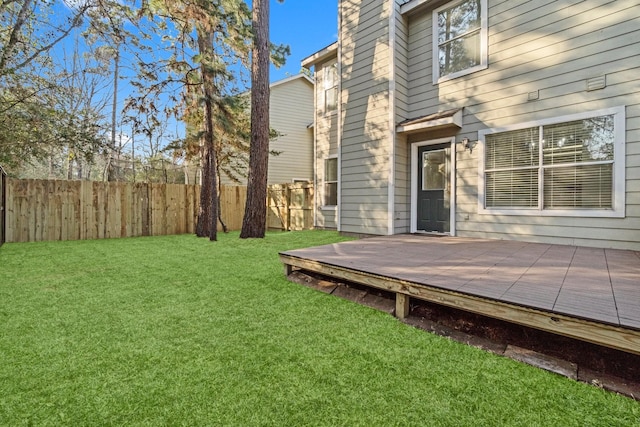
[396,109,463,134]
[301,42,338,69]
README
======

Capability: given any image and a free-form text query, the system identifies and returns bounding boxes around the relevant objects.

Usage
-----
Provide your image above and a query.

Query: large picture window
[433,0,487,83]
[478,107,626,217]
[324,157,338,206]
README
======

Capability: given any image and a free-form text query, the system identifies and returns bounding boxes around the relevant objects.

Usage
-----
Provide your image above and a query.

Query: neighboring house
[302,0,640,250]
[220,73,314,185]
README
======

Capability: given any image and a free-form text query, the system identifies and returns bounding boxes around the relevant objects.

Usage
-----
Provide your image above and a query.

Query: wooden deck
[280,235,640,356]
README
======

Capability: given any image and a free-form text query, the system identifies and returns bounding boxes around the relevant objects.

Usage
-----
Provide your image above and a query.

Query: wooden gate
[267,183,314,231]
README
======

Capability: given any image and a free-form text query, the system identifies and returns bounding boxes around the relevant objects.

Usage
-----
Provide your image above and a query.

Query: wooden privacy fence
[5,179,314,243]
[6,180,200,243]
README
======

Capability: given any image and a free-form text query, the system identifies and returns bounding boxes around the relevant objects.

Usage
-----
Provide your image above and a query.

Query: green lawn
[0,231,638,426]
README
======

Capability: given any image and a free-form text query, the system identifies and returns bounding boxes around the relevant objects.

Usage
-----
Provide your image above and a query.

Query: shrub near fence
[5,179,314,243]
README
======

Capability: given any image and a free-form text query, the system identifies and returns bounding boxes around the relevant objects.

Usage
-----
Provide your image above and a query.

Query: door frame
[410,137,456,235]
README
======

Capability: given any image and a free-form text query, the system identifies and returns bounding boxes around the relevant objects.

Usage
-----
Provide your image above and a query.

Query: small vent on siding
[586,75,606,91]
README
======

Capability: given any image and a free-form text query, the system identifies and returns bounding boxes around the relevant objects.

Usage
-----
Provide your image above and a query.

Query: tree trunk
[107,46,120,182]
[196,144,212,237]
[195,27,218,241]
[240,0,270,239]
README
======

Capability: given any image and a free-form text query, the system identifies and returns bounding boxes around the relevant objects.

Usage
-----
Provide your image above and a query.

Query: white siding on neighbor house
[268,76,314,184]
[340,0,393,235]
[219,75,313,186]
[402,0,640,249]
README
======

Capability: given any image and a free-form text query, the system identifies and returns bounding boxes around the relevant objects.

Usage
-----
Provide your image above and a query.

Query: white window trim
[322,155,338,208]
[323,60,338,115]
[432,0,488,85]
[477,106,626,218]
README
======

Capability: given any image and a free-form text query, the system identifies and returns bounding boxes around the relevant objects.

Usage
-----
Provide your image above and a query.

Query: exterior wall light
[461,137,476,153]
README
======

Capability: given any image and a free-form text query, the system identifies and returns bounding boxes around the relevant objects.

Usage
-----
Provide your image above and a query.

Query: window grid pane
[438,31,481,76]
[544,164,613,209]
[325,183,337,206]
[325,87,338,112]
[325,158,337,182]
[324,62,338,113]
[423,150,446,190]
[486,127,539,170]
[543,116,614,165]
[437,0,481,43]
[486,169,539,208]
[324,158,338,206]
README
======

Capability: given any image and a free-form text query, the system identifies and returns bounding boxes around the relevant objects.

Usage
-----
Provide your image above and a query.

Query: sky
[267,0,338,82]
[48,0,338,151]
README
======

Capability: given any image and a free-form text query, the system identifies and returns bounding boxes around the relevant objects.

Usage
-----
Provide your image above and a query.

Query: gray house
[303,0,640,250]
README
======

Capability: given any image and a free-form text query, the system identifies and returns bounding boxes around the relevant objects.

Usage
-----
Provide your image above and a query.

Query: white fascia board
[396,109,462,134]
[400,0,435,15]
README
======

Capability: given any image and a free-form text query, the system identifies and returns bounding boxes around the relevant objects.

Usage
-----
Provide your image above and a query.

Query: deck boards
[280,234,640,354]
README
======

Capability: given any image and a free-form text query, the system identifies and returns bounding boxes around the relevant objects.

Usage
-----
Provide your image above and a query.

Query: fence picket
[4,179,313,243]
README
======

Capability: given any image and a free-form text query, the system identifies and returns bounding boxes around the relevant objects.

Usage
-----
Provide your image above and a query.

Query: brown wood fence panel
[288,183,314,231]
[6,179,202,243]
[267,183,314,231]
[5,180,313,243]
[219,185,247,231]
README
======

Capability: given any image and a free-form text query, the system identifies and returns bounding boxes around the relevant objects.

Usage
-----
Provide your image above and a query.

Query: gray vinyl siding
[268,77,314,184]
[394,133,410,233]
[339,0,393,235]
[393,0,411,234]
[402,0,640,249]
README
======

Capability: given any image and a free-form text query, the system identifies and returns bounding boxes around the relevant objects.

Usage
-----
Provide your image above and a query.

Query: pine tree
[240,0,270,239]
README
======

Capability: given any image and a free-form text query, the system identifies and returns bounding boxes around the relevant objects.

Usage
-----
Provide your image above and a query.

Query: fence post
[286,184,291,232]
[0,165,6,246]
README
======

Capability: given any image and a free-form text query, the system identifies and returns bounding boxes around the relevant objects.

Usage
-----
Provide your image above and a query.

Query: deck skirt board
[280,235,640,356]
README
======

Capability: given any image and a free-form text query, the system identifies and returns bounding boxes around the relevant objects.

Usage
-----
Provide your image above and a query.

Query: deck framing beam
[280,254,640,356]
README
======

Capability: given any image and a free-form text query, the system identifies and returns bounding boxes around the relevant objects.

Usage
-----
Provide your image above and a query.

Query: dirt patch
[410,300,640,396]
[289,270,640,399]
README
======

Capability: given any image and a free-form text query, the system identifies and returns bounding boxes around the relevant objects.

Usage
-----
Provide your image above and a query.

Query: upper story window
[323,61,338,113]
[478,107,626,218]
[433,0,487,84]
